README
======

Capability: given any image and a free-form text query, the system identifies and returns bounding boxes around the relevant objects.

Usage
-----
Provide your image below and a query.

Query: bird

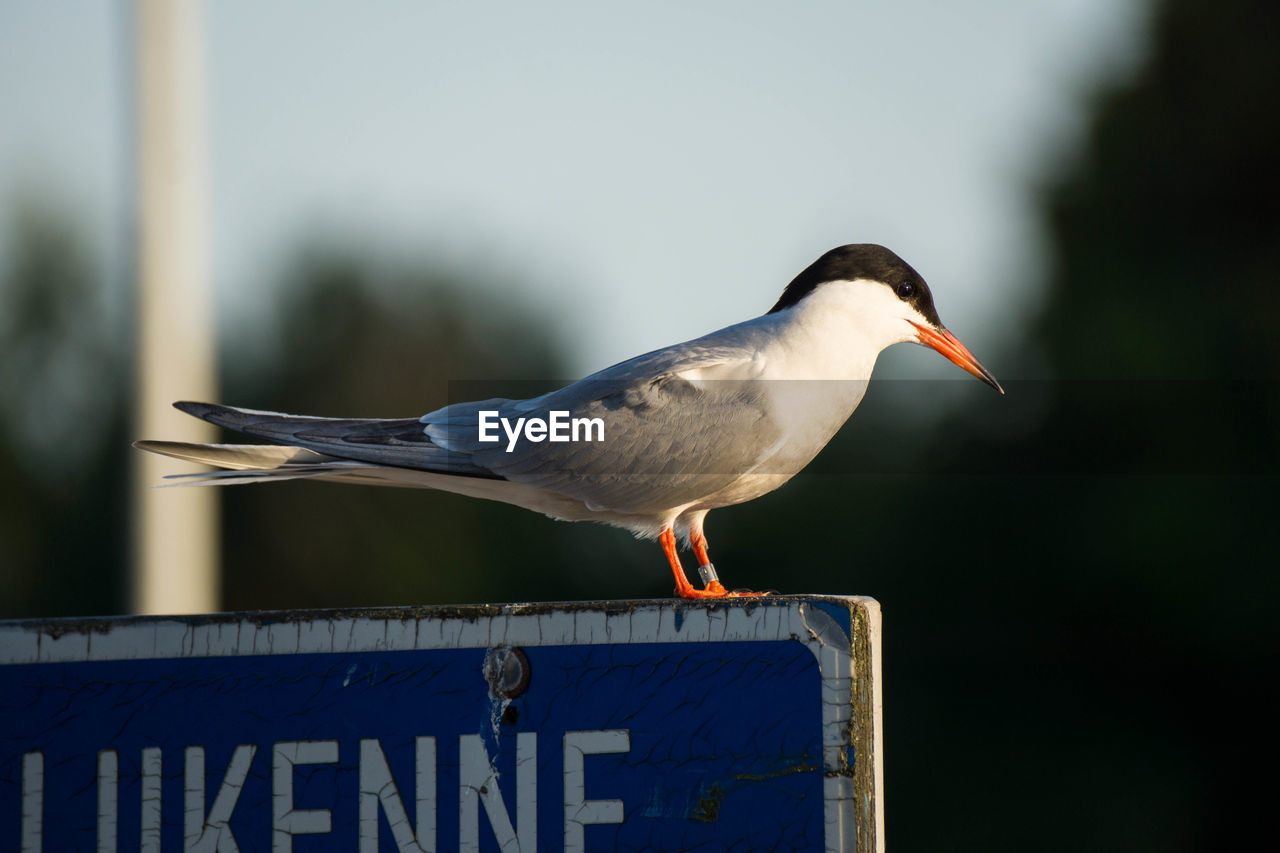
[136,244,1002,599]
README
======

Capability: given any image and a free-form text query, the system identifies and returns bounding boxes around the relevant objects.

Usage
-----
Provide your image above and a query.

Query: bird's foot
[663,530,771,599]
[674,582,771,599]
[674,579,730,599]
[674,563,771,599]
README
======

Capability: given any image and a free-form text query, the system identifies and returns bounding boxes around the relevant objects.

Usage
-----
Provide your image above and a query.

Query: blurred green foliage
[214,243,661,608]
[0,204,127,615]
[741,0,1277,848]
[2,0,1277,848]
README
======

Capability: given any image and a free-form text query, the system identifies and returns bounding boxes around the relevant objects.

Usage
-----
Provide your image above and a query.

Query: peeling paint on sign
[0,595,882,853]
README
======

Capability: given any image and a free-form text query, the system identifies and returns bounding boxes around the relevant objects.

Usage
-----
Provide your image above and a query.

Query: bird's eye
[895,282,914,299]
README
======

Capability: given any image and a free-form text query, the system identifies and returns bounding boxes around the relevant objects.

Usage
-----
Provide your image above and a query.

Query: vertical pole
[132,0,218,614]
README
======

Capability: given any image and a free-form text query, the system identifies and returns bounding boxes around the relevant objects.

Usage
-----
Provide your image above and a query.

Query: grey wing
[425,368,783,516]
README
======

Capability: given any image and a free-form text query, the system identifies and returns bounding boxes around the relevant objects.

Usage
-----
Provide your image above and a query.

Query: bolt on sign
[0,596,883,852]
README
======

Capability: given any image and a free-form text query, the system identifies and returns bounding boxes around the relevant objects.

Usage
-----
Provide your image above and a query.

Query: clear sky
[1,0,1149,381]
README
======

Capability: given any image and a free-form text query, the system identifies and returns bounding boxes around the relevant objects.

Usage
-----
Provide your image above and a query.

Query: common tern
[137,244,1002,599]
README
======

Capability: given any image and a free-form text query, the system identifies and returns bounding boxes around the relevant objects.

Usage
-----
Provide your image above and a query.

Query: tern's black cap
[768,244,943,327]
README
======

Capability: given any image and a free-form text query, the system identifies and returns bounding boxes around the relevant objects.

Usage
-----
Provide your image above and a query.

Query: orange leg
[660,527,728,598]
[690,528,713,568]
[661,527,768,599]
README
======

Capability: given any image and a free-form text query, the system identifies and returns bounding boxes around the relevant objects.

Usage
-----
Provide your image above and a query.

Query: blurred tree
[216,241,660,610]
[0,200,128,617]
[0,219,664,618]
[709,0,1279,849]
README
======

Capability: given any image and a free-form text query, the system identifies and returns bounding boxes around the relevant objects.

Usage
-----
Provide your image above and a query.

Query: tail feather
[133,436,597,519]
[170,401,496,477]
[133,440,429,488]
[133,439,337,470]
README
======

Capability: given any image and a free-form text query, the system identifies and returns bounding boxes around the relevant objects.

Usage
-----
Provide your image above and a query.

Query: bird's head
[769,243,1004,393]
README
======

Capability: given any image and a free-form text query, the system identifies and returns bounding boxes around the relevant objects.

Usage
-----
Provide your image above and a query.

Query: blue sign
[1,597,881,852]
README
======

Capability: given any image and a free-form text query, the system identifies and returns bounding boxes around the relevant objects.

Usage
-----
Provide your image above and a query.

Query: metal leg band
[697,563,719,586]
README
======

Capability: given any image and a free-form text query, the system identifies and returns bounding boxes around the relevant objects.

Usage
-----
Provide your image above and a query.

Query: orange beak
[909,321,1004,394]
